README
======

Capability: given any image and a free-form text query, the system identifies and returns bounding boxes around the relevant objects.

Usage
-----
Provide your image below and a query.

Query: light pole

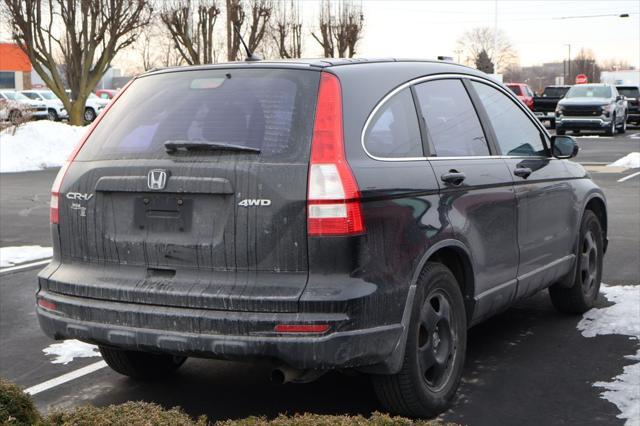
[565,43,571,84]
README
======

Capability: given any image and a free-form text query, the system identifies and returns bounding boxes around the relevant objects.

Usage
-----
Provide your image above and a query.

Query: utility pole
[492,0,498,73]
[565,43,571,84]
[226,0,233,61]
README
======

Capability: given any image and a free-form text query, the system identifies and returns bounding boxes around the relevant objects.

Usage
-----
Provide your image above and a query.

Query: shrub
[45,401,208,426]
[216,412,452,426]
[0,378,42,425]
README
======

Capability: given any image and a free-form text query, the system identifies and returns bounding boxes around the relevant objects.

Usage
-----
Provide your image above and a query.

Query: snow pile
[608,152,640,169]
[578,284,640,425]
[0,245,52,267]
[0,121,86,173]
[43,339,101,365]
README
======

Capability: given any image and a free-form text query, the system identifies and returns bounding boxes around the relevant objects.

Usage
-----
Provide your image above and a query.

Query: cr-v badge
[148,169,168,190]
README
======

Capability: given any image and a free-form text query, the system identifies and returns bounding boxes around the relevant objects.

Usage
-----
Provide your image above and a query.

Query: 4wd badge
[238,199,271,207]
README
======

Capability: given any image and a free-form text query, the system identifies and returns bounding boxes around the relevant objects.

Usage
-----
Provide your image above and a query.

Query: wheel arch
[583,194,608,252]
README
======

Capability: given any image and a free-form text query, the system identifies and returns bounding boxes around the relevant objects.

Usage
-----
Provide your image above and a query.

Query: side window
[364,88,423,158]
[22,92,38,100]
[472,82,547,157]
[414,79,489,157]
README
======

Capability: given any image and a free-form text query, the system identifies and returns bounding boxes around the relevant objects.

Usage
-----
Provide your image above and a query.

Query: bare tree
[599,58,632,71]
[311,0,364,58]
[571,48,600,84]
[226,0,272,61]
[4,0,151,125]
[272,0,302,59]
[455,27,517,73]
[160,0,221,65]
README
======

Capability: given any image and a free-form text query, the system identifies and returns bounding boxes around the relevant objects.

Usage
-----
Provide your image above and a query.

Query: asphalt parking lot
[1,128,638,425]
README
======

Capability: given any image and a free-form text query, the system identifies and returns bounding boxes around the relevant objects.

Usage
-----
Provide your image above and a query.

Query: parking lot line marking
[24,360,107,396]
[0,258,51,275]
[618,171,640,183]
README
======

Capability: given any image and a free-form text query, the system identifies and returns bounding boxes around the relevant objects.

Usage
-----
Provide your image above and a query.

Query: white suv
[21,90,68,121]
[0,90,48,120]
[65,90,109,122]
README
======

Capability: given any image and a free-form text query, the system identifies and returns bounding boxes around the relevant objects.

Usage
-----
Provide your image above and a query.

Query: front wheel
[372,262,467,418]
[549,210,603,314]
[617,116,627,134]
[47,109,58,121]
[84,107,97,122]
[605,116,615,136]
[99,346,186,380]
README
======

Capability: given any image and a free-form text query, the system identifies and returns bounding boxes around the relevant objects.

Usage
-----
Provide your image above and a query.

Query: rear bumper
[36,289,404,370]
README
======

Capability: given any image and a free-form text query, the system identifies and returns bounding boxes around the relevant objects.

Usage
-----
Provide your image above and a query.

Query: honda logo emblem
[147,169,168,190]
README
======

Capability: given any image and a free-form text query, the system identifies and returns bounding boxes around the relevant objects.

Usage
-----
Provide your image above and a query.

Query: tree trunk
[68,101,86,126]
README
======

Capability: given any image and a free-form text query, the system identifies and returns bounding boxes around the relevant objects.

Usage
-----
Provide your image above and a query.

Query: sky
[300,0,640,68]
[1,1,638,71]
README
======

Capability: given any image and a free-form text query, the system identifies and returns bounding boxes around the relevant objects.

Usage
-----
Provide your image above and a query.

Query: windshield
[76,68,320,162]
[1,91,29,101]
[543,87,569,98]
[565,85,611,98]
[40,91,57,100]
[507,85,522,96]
[617,87,640,99]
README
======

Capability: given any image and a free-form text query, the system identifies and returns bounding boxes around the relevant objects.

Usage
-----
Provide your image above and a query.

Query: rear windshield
[565,85,611,98]
[76,68,320,161]
[507,85,522,96]
[617,87,640,98]
[543,87,569,98]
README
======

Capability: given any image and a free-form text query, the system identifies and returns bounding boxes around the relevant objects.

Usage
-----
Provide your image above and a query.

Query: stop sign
[575,74,588,84]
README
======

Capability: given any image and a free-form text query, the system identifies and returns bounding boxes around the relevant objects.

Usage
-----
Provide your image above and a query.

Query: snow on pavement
[578,284,640,425]
[0,245,52,267]
[608,152,640,169]
[43,340,101,365]
[0,121,85,173]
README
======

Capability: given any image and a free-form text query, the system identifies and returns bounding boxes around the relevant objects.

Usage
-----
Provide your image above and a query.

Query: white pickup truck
[21,90,68,121]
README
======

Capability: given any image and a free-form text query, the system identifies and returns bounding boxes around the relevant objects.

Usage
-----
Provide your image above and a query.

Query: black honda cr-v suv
[37,59,607,417]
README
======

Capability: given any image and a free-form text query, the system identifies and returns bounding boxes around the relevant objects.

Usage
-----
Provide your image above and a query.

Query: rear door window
[76,68,320,162]
[414,79,489,157]
[364,88,423,158]
[472,81,547,157]
[507,85,522,96]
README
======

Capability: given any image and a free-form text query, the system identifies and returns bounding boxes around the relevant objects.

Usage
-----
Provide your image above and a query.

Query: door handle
[514,167,532,179]
[441,170,466,186]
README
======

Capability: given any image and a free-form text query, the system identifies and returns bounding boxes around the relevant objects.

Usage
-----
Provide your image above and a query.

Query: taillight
[50,81,134,224]
[307,72,365,236]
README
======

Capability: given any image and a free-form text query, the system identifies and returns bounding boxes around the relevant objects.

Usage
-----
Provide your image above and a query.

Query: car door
[469,80,577,299]
[413,78,519,321]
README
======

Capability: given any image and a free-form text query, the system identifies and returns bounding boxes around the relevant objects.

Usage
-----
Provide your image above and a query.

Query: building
[0,43,32,89]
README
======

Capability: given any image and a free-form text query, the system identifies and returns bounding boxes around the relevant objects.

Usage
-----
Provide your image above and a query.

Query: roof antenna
[234,25,261,62]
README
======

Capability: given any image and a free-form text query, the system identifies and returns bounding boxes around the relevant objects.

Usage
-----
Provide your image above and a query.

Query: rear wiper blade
[164,140,260,153]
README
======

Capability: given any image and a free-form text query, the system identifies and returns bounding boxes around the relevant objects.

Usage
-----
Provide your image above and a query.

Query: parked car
[38,59,607,418]
[0,90,48,120]
[556,83,627,135]
[65,90,109,122]
[21,90,68,121]
[533,85,571,128]
[506,82,535,110]
[616,85,639,125]
[95,89,117,100]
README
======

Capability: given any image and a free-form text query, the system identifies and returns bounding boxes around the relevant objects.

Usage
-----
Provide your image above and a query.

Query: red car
[506,83,535,110]
[95,89,117,100]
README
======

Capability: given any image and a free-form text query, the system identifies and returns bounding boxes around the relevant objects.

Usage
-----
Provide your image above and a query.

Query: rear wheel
[372,262,467,418]
[549,210,603,314]
[8,109,21,124]
[556,129,566,135]
[99,346,186,379]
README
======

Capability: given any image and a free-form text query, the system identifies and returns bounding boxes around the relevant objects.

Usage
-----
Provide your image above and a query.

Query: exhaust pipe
[270,367,303,384]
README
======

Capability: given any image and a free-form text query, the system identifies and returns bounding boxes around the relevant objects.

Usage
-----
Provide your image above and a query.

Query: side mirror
[551,135,578,159]
[616,95,624,101]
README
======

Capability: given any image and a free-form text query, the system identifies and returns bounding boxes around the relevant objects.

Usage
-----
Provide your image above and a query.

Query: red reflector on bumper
[37,299,57,311]
[274,324,330,334]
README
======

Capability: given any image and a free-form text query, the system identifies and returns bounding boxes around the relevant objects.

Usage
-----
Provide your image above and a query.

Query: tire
[549,119,556,130]
[372,262,467,418]
[99,346,186,380]
[8,109,21,124]
[556,129,566,135]
[84,107,97,122]
[605,116,615,136]
[617,116,627,134]
[47,109,58,121]
[549,210,603,314]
